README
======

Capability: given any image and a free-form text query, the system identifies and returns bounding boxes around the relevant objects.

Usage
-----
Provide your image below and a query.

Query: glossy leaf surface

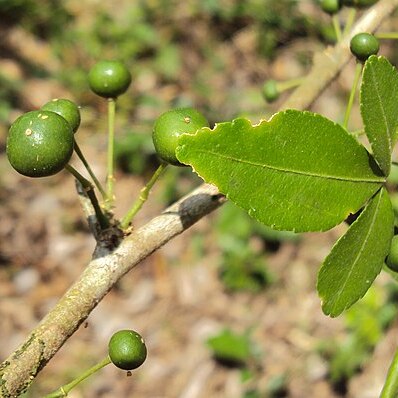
[317,188,394,317]
[177,110,384,232]
[360,55,398,176]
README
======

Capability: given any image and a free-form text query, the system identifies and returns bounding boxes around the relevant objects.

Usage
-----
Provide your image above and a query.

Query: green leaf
[207,329,253,366]
[360,55,398,176]
[176,110,385,232]
[317,188,394,317]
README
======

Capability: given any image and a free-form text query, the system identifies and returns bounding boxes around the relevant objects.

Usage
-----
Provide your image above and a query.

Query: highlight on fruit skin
[108,330,147,371]
[6,110,74,178]
[88,60,132,98]
[152,107,209,166]
[41,98,81,133]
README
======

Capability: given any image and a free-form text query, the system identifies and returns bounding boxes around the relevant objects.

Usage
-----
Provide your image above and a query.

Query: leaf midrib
[368,66,392,151]
[187,149,384,183]
[327,189,382,314]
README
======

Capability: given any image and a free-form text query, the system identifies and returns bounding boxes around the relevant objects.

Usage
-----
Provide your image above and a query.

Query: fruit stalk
[343,62,362,129]
[65,164,110,229]
[342,8,357,37]
[74,140,106,200]
[120,162,168,229]
[332,15,343,41]
[276,78,304,92]
[43,356,111,398]
[375,32,398,39]
[105,98,116,210]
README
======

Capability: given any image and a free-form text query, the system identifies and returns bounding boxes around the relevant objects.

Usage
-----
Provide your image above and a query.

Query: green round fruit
[320,0,342,14]
[88,60,132,98]
[108,330,147,371]
[262,80,279,103]
[350,33,379,62]
[7,110,74,177]
[386,235,398,272]
[41,98,81,133]
[152,108,209,166]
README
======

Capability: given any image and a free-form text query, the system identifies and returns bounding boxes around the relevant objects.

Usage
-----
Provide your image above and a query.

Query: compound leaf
[317,188,394,317]
[176,110,384,232]
[360,55,398,176]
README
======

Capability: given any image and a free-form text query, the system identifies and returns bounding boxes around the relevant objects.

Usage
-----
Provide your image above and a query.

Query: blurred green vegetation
[207,328,255,367]
[0,0,322,120]
[318,284,398,393]
[215,202,299,293]
[207,328,289,397]
[0,0,72,36]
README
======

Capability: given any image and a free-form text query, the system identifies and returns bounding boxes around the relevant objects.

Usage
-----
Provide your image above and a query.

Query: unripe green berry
[41,98,81,133]
[152,108,209,166]
[350,33,379,62]
[88,60,132,98]
[320,0,342,14]
[6,110,74,177]
[386,235,398,273]
[108,330,147,371]
[262,80,279,103]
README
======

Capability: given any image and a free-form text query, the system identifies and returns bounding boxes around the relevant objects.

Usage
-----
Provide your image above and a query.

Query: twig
[282,0,397,111]
[65,164,110,232]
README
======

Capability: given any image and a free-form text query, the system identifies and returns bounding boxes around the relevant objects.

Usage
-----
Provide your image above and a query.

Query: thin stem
[74,140,106,199]
[343,62,362,130]
[120,162,168,230]
[332,14,342,42]
[376,32,398,39]
[44,356,111,398]
[276,77,304,92]
[343,8,357,37]
[65,164,110,230]
[381,348,398,398]
[350,128,365,137]
[105,98,116,210]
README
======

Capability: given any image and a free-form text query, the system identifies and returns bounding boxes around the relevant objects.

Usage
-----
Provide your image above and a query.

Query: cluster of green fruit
[7,99,79,178]
[6,59,209,178]
[6,60,132,178]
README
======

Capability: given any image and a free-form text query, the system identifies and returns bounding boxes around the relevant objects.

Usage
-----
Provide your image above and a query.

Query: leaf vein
[192,150,384,183]
[369,66,392,150]
[329,190,382,313]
